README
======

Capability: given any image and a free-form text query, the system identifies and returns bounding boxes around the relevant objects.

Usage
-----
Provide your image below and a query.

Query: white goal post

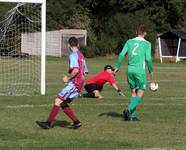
[0,0,46,95]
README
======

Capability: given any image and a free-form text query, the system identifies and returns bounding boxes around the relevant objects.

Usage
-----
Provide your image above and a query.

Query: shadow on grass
[52,120,71,128]
[98,112,123,119]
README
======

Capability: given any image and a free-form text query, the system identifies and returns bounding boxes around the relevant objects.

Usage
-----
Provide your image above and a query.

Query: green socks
[128,96,141,117]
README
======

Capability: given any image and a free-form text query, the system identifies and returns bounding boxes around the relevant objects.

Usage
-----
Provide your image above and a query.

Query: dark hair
[68,37,79,47]
[104,64,114,71]
[137,24,147,35]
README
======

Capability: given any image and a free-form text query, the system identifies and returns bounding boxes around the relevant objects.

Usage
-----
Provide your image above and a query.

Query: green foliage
[2,0,186,57]
[96,36,119,56]
[168,0,186,29]
[80,46,97,58]
[9,0,184,57]
[146,0,186,31]
[103,11,156,54]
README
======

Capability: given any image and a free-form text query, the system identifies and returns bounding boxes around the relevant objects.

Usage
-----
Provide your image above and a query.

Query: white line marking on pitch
[6,102,184,109]
[5,97,186,109]
[7,104,52,108]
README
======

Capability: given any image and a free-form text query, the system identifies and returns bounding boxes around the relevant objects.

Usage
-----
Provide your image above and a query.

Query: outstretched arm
[112,83,125,96]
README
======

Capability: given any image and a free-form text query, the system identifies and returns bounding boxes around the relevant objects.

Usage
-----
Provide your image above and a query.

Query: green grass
[0,57,186,150]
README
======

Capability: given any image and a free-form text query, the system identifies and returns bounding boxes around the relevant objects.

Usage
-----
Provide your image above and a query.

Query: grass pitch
[0,57,186,150]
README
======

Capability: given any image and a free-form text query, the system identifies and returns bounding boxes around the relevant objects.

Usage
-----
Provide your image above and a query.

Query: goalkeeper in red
[115,25,153,121]
[81,65,124,99]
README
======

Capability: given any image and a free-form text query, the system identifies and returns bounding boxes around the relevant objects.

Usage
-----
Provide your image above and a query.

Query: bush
[80,46,97,58]
[103,11,157,55]
[96,36,119,56]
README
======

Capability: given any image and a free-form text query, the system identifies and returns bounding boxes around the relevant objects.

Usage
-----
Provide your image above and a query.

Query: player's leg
[123,72,136,120]
[47,84,75,126]
[123,89,137,120]
[128,89,137,109]
[47,97,62,125]
[130,108,137,118]
[128,89,142,112]
[82,84,96,98]
[82,92,95,98]
[36,97,62,129]
[93,90,103,99]
[59,82,81,129]
[128,74,146,121]
[36,82,78,129]
[130,90,144,120]
[133,73,146,111]
[129,89,144,121]
[127,89,137,118]
[60,99,81,129]
[82,84,102,99]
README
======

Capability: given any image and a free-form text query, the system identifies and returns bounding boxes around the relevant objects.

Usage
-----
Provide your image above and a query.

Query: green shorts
[127,72,147,90]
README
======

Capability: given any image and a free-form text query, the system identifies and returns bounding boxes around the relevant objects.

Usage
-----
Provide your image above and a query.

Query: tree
[37,0,186,56]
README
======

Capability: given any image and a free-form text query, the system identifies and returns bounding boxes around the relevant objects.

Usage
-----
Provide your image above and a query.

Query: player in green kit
[115,24,153,121]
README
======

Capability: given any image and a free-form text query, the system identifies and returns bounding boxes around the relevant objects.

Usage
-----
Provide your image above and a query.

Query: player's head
[68,37,79,50]
[104,65,114,74]
[136,24,147,37]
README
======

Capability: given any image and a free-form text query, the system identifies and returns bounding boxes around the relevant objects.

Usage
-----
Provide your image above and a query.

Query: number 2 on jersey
[132,43,139,56]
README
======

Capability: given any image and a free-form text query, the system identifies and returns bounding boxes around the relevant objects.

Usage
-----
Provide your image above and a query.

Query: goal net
[158,30,186,63]
[0,0,46,96]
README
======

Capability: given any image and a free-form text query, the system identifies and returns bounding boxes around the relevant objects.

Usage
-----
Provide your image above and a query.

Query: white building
[21,29,87,56]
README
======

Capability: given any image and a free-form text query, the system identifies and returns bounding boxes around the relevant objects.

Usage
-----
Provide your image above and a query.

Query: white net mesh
[0,3,42,95]
[160,39,178,56]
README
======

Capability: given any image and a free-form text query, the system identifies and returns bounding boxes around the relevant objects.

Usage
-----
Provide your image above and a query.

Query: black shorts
[84,84,101,93]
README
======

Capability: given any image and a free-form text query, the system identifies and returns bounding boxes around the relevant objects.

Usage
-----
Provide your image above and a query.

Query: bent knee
[94,90,103,98]
[55,98,63,106]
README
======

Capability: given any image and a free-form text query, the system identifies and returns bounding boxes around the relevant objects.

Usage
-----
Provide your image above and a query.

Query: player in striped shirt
[36,37,88,129]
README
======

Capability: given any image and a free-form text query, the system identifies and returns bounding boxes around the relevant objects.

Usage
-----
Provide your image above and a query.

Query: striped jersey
[68,49,88,91]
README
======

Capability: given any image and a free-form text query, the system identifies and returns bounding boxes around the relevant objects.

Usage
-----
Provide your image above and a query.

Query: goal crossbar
[0,0,45,4]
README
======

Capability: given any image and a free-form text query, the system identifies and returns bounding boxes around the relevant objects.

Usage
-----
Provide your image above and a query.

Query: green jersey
[116,37,153,74]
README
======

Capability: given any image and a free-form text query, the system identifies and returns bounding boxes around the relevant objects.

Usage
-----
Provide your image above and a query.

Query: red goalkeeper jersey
[85,71,115,91]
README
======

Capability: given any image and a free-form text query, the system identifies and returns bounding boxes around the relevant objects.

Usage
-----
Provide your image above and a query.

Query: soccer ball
[149,82,158,92]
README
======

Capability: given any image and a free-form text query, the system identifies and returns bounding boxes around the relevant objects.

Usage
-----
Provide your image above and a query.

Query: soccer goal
[158,30,186,63]
[0,0,46,95]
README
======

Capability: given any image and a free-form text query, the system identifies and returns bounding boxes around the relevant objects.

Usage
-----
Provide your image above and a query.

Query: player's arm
[68,68,79,79]
[63,68,79,83]
[112,83,125,96]
[63,54,79,83]
[145,42,153,81]
[108,75,124,96]
[115,41,128,73]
